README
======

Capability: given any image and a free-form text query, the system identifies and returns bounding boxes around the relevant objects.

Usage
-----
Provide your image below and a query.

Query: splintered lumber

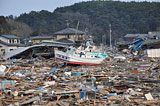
[46,101,57,106]
[0,98,21,102]
[20,96,39,105]
[58,101,70,106]
[54,90,79,95]
[46,101,70,106]
[0,91,2,97]
[133,99,160,105]
[141,100,160,104]
[54,90,80,101]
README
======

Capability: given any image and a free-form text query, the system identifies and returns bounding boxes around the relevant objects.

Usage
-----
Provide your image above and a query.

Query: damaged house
[4,41,73,60]
[54,28,85,44]
[0,34,24,56]
[117,31,160,54]
[24,36,56,45]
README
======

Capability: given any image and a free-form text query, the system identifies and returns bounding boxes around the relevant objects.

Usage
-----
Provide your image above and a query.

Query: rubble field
[0,56,160,106]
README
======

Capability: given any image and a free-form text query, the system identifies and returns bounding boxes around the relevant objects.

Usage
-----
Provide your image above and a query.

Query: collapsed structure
[117,31,160,57]
[0,30,160,105]
[1,47,160,105]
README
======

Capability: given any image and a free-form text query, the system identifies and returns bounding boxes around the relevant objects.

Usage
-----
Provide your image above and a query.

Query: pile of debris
[0,55,160,106]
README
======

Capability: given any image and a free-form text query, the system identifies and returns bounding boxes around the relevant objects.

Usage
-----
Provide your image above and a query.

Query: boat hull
[55,50,105,65]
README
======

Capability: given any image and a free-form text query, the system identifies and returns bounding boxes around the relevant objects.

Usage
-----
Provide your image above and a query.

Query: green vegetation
[0,16,32,38]
[7,19,32,38]
[0,16,9,34]
[6,1,160,44]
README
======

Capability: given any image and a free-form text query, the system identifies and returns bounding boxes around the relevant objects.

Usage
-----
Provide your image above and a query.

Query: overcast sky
[0,0,159,16]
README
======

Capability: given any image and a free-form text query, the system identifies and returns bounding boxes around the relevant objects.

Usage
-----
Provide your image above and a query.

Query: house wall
[0,43,9,55]
[0,43,23,55]
[69,35,76,42]
[154,45,160,48]
[147,49,160,57]
[57,35,66,40]
[69,34,84,42]
[0,36,20,44]
[32,39,54,44]
[125,37,135,42]
[8,39,20,44]
[56,34,84,42]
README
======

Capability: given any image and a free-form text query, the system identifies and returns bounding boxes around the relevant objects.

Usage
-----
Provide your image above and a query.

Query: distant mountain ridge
[4,1,160,43]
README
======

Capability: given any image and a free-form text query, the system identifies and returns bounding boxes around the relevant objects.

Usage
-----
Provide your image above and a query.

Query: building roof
[148,31,160,36]
[142,39,160,46]
[30,36,55,40]
[124,34,137,38]
[136,34,149,39]
[124,34,148,38]
[0,34,20,39]
[54,28,85,35]
[0,40,24,47]
[4,43,70,60]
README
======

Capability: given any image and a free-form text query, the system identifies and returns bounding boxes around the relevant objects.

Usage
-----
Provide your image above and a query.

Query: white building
[0,34,24,56]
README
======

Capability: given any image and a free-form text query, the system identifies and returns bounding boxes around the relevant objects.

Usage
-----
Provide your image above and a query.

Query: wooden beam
[74,93,80,99]
[57,94,61,101]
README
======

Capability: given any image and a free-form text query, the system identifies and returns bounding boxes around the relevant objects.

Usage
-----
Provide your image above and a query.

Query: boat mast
[75,21,80,42]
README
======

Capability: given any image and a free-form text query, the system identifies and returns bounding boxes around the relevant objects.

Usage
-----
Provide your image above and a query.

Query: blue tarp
[130,39,141,45]
[47,68,60,74]
[132,40,144,52]
[80,91,85,99]
[71,72,82,76]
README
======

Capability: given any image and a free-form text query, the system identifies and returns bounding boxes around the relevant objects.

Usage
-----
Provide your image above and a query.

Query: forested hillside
[0,16,9,34]
[15,1,160,44]
[0,16,32,39]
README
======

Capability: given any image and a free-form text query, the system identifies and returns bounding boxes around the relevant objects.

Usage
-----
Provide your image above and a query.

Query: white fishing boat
[55,46,107,65]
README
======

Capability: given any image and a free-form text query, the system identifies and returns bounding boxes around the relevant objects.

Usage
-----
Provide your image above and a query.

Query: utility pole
[109,24,112,49]
[66,20,69,28]
[104,34,106,46]
[101,34,103,45]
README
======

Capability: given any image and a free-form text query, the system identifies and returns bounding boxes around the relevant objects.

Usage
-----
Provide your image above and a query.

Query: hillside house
[124,34,148,42]
[54,28,85,43]
[0,34,24,56]
[148,31,160,39]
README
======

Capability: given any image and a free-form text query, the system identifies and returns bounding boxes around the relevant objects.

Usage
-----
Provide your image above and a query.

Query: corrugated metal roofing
[124,34,148,38]
[1,34,20,39]
[124,34,138,38]
[4,43,69,60]
[54,28,85,35]
[142,39,160,46]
